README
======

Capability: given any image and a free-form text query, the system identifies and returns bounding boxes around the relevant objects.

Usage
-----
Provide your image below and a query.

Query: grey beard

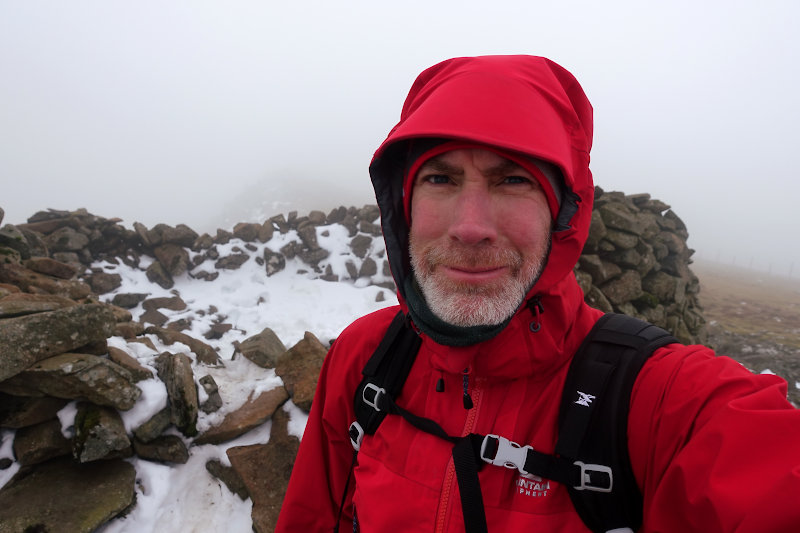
[410,239,550,327]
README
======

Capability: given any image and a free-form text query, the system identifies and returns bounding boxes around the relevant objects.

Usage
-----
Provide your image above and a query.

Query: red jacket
[276,56,800,532]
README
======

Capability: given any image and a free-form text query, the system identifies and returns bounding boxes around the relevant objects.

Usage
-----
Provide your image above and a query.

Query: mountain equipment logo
[516,474,551,498]
[575,391,595,407]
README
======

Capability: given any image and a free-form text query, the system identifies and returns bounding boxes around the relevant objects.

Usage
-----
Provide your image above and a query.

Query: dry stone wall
[0,192,706,532]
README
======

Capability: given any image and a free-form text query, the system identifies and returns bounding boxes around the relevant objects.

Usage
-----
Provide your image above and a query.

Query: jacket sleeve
[629,344,800,532]
[275,308,396,532]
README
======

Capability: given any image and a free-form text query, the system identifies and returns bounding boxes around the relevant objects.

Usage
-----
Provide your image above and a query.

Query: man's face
[409,148,553,327]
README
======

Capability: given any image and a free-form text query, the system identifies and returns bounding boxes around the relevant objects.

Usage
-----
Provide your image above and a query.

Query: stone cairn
[0,191,704,532]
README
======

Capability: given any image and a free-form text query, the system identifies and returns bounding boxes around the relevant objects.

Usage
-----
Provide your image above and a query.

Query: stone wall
[0,192,705,531]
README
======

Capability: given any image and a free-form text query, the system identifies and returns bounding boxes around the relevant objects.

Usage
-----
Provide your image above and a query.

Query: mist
[2,0,798,276]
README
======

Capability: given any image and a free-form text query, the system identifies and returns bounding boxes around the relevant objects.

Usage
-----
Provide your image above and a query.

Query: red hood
[369,55,597,350]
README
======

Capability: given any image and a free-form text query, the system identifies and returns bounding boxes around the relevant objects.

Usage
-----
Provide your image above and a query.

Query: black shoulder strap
[555,313,677,533]
[353,310,422,439]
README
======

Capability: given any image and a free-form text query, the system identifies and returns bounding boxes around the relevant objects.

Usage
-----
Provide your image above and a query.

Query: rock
[0,457,136,532]
[86,271,123,294]
[145,260,173,289]
[154,243,190,277]
[142,295,187,312]
[12,418,72,466]
[263,249,285,276]
[0,262,91,299]
[228,408,300,533]
[23,257,78,279]
[107,346,154,382]
[198,375,223,414]
[215,253,250,270]
[275,331,327,412]
[133,407,171,443]
[0,292,77,318]
[358,257,378,278]
[140,307,169,327]
[233,222,261,242]
[73,402,131,462]
[296,224,320,251]
[0,224,32,260]
[146,326,222,366]
[44,226,90,252]
[155,352,199,437]
[195,387,289,445]
[258,221,275,243]
[0,395,68,429]
[598,202,639,234]
[0,303,116,382]
[132,434,189,464]
[206,459,250,500]
[111,292,148,308]
[349,234,373,258]
[239,327,287,368]
[599,270,644,306]
[643,270,687,306]
[204,322,232,340]
[0,353,142,411]
[578,255,621,285]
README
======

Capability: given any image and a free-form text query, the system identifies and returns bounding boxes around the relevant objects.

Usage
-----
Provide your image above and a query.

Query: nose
[448,184,498,245]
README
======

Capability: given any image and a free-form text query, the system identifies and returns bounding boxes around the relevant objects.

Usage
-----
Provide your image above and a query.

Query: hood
[369,55,595,346]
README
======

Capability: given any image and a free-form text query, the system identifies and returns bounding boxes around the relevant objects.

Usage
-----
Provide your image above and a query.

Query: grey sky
[2,0,798,275]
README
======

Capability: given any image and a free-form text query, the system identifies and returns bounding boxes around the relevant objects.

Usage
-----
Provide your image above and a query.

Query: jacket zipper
[434,373,484,533]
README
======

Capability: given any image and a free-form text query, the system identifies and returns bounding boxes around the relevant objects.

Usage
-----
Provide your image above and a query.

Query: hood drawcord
[527,296,544,333]
[462,368,474,409]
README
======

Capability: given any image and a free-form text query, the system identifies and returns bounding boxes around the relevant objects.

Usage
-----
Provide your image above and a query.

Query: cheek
[409,196,447,242]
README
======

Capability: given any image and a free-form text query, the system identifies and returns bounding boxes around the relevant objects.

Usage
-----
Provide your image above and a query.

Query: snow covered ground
[0,221,396,532]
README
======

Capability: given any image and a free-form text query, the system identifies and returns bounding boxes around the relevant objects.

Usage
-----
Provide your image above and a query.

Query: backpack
[344,311,677,533]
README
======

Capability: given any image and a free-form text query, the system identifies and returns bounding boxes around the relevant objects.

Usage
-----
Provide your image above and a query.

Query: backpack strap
[555,313,677,533]
[349,310,422,450]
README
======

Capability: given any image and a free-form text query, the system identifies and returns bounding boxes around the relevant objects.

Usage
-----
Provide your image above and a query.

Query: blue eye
[504,175,531,185]
[426,174,451,185]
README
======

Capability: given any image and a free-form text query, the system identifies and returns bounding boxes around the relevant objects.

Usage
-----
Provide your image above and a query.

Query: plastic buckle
[349,421,365,451]
[574,461,613,492]
[362,383,385,412]
[479,434,533,474]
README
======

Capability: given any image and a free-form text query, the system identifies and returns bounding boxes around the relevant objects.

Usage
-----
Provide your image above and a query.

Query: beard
[409,237,550,327]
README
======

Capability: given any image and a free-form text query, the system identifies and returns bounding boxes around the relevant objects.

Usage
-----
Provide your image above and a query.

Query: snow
[0,224,394,531]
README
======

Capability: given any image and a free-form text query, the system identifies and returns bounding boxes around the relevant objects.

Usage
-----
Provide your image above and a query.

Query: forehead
[416,148,525,174]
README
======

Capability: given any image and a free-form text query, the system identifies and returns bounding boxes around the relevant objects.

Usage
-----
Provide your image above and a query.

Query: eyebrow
[416,156,527,179]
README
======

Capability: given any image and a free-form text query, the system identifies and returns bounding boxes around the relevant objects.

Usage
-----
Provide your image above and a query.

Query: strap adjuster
[574,461,613,492]
[349,421,365,451]
[362,383,386,412]
[479,434,533,474]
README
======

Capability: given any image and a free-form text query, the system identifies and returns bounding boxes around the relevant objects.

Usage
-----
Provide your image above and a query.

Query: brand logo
[575,391,595,407]
[516,474,551,498]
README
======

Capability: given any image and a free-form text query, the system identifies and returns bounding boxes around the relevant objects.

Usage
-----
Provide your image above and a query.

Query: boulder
[0,303,116,382]
[349,234,372,258]
[0,292,77,318]
[23,257,78,280]
[198,374,223,414]
[0,395,68,429]
[85,271,123,294]
[239,327,287,368]
[73,402,131,462]
[155,352,199,437]
[0,457,136,533]
[154,243,190,277]
[228,408,300,533]
[275,331,327,412]
[145,326,222,366]
[145,260,173,289]
[0,353,142,411]
[0,262,91,299]
[195,386,289,445]
[44,226,90,252]
[132,434,189,464]
[12,418,72,466]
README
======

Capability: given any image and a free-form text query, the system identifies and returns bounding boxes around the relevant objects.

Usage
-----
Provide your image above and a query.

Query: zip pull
[527,296,543,333]
[462,368,473,409]
[435,375,445,393]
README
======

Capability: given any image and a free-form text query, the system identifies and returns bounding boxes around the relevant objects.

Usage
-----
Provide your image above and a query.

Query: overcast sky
[1,1,798,275]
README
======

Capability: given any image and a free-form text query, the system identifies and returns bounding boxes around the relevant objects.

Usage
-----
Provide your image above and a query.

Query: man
[276,56,800,532]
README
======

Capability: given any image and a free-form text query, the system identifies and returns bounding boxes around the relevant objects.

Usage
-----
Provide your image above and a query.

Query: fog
[2,1,798,276]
